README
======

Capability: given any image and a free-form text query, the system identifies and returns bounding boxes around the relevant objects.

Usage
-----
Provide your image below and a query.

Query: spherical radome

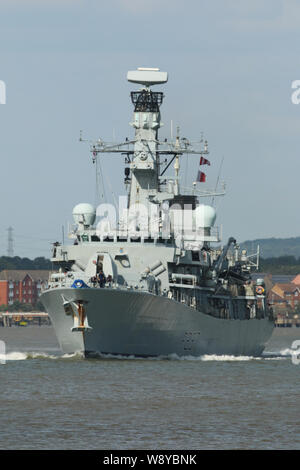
[72,203,96,227]
[194,205,217,228]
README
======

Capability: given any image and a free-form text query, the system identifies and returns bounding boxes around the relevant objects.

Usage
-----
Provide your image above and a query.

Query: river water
[0,326,299,450]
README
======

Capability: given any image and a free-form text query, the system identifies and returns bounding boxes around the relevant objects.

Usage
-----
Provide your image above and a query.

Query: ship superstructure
[41,68,274,357]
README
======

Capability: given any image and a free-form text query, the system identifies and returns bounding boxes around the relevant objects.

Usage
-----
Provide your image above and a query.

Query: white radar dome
[72,203,96,227]
[194,205,216,229]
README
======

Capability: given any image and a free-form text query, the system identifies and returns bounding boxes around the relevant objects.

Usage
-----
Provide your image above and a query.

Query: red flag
[197,171,206,182]
[200,156,210,166]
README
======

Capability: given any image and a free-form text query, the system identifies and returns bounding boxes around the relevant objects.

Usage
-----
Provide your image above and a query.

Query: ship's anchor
[61,295,92,332]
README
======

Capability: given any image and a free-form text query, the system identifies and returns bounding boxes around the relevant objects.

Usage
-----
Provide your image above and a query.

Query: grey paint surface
[42,287,273,357]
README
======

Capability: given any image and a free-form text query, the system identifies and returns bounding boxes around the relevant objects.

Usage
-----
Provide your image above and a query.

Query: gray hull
[41,288,274,357]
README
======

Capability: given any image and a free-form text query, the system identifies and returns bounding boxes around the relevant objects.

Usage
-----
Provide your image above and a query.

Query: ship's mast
[87,68,225,214]
[127,67,167,208]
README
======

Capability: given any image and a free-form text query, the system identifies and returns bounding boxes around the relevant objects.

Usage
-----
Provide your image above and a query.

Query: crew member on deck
[97,270,106,288]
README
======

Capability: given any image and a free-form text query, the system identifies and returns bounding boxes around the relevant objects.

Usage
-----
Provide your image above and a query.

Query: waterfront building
[0,270,50,306]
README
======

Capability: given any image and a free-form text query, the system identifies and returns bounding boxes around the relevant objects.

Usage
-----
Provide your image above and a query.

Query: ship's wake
[0,351,84,361]
[0,349,292,362]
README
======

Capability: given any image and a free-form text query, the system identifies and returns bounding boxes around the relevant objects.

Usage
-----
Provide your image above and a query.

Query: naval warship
[41,67,274,357]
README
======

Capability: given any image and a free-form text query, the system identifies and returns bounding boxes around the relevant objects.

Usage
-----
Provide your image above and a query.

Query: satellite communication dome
[194,205,217,229]
[72,203,96,227]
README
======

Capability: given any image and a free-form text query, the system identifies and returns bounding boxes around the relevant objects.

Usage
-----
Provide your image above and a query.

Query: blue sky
[0,0,299,257]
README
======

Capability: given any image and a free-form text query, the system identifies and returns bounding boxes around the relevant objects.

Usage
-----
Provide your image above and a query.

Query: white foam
[200,354,259,362]
[263,348,296,358]
[95,353,261,362]
[81,352,264,362]
[0,351,27,361]
[0,350,290,362]
[277,348,294,357]
[93,352,139,360]
[0,351,84,362]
